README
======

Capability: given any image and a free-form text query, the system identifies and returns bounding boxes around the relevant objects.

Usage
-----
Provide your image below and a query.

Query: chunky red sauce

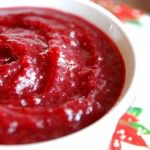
[0,7,125,144]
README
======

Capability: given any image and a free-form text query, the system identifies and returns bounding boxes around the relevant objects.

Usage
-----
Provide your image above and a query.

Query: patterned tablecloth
[92,1,150,149]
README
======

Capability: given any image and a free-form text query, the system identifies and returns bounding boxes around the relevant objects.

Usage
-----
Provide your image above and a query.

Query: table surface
[118,0,150,13]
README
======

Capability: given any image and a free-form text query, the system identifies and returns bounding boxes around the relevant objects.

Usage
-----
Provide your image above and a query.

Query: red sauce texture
[0,7,125,144]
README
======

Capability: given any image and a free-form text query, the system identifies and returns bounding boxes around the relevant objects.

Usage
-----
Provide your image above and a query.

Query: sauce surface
[0,7,125,144]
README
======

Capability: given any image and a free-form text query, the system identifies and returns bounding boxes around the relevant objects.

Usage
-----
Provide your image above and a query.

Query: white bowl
[0,0,135,149]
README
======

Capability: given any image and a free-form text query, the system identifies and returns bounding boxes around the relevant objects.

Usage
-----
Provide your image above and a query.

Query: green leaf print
[127,107,143,117]
[127,20,142,27]
[129,122,150,135]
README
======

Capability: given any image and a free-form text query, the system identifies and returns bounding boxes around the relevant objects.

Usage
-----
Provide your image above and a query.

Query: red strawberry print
[120,113,138,123]
[109,107,150,149]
